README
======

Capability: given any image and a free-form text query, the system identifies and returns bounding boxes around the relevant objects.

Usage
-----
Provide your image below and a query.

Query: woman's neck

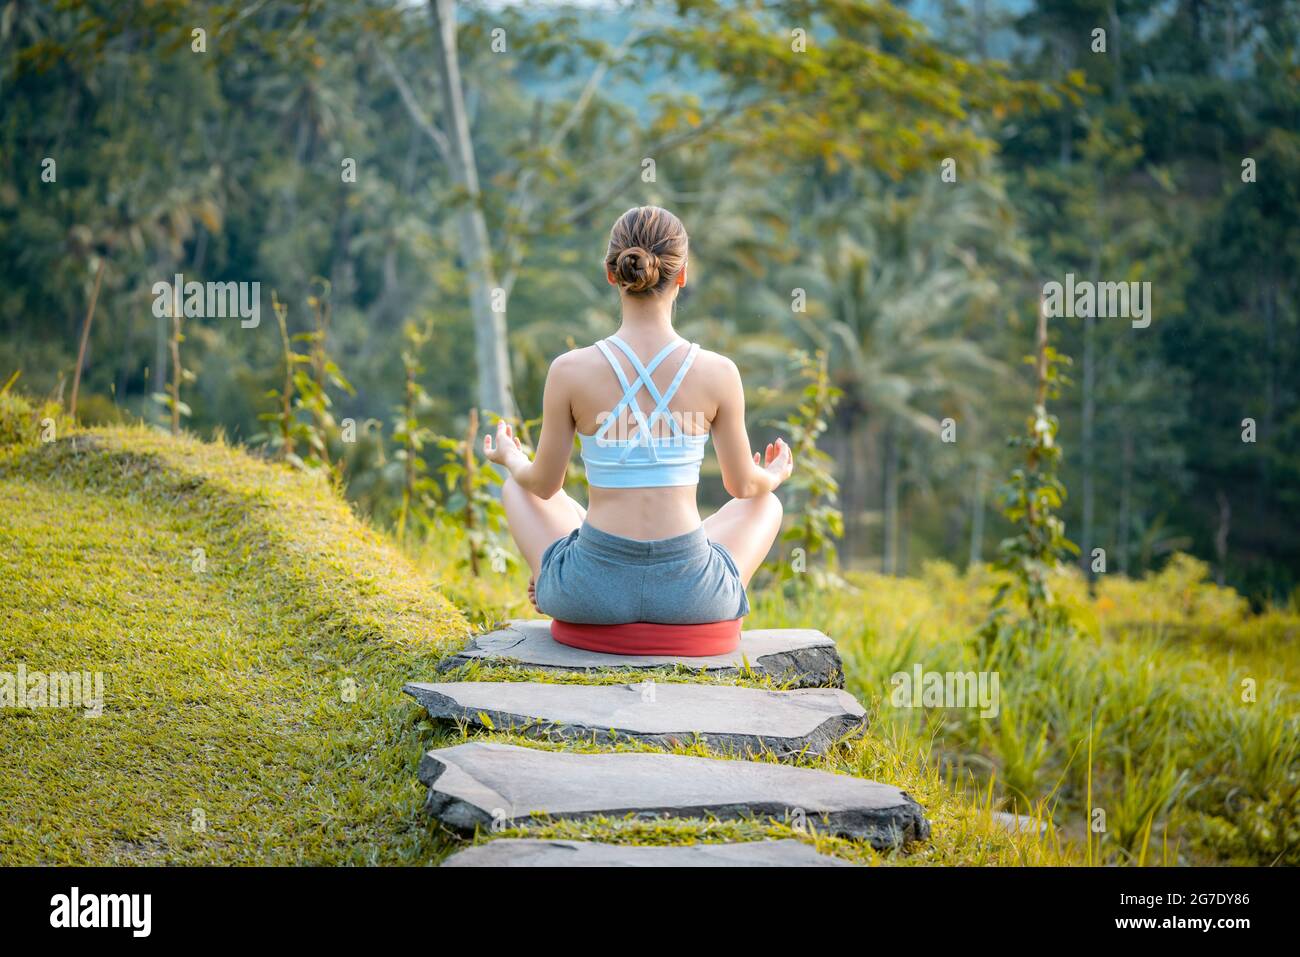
[615,297,676,345]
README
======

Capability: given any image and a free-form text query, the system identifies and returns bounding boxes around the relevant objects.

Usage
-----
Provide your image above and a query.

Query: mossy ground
[2,424,1293,865]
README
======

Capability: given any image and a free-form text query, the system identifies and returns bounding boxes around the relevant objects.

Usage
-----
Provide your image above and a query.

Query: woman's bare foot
[528,576,540,613]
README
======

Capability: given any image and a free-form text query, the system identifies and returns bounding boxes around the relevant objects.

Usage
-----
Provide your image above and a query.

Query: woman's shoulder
[690,346,736,368]
[546,344,607,387]
[690,347,741,383]
[550,344,603,371]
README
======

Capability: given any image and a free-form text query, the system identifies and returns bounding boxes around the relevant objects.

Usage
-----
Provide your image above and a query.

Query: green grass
[1,426,467,864]
[2,419,1293,865]
[741,562,1300,865]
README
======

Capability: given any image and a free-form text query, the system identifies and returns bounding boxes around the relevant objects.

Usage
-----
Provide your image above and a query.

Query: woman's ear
[677,264,688,288]
[606,268,618,287]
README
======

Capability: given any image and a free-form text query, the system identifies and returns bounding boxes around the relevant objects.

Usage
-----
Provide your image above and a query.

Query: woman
[484,205,794,628]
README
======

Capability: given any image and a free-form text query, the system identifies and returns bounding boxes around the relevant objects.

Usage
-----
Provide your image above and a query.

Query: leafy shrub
[0,386,70,448]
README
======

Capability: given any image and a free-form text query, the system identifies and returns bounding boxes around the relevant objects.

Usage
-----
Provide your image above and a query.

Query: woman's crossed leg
[702,491,783,587]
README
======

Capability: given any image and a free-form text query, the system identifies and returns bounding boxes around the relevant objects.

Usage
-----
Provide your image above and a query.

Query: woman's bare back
[565,336,724,539]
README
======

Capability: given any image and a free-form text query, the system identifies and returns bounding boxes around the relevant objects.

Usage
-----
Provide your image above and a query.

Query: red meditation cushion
[549,618,743,657]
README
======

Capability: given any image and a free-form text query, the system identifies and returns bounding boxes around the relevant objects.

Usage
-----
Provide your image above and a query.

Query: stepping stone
[404,681,866,757]
[419,742,930,849]
[437,619,843,688]
[441,838,856,867]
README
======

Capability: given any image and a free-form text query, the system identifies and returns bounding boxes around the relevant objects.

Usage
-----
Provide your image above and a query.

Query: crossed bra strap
[593,335,701,459]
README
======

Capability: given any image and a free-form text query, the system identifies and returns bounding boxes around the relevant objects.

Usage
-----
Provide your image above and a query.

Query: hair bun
[614,246,660,294]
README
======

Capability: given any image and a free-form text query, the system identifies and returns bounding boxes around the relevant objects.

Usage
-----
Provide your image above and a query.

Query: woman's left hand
[755,437,794,489]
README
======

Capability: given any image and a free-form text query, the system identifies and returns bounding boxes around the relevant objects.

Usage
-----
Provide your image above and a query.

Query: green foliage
[255,288,354,478]
[779,172,1024,575]
[746,559,1300,865]
[152,308,192,434]
[390,319,442,545]
[6,0,1296,591]
[293,279,356,474]
[384,320,510,574]
[433,408,513,579]
[981,313,1079,651]
[767,350,844,589]
[662,0,1068,177]
[0,378,70,448]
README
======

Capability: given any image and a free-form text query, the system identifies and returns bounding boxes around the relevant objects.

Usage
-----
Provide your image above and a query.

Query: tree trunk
[463,407,480,576]
[153,306,168,405]
[169,312,182,435]
[1109,3,1125,101]
[847,420,867,563]
[882,423,899,575]
[968,463,985,566]
[1214,490,1230,586]
[831,424,854,558]
[70,258,106,419]
[1118,430,1133,576]
[428,0,515,421]
[899,500,910,577]
[1261,279,1276,490]
[1080,242,1101,585]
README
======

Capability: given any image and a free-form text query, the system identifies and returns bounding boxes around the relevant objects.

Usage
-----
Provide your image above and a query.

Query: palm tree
[783,174,1028,572]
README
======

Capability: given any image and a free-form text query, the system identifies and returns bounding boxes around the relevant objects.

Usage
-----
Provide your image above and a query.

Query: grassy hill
[2,409,1292,865]
[0,422,470,864]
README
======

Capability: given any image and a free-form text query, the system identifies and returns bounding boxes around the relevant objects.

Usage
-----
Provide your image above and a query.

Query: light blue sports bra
[578,335,709,489]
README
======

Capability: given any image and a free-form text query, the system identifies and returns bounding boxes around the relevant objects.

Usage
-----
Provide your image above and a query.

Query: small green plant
[0,374,70,447]
[256,286,354,477]
[295,279,355,474]
[980,303,1079,652]
[152,300,192,434]
[435,407,513,578]
[390,318,441,545]
[766,350,844,589]
[257,292,304,463]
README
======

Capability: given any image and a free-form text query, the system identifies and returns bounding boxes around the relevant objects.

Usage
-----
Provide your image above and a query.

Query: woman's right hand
[755,437,794,490]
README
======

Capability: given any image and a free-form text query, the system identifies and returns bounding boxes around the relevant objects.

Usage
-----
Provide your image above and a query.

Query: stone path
[437,619,844,688]
[411,618,932,865]
[420,741,930,849]
[441,837,856,867]
[404,680,866,757]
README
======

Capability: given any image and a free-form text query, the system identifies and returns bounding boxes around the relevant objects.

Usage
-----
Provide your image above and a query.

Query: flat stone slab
[441,838,856,867]
[420,742,930,849]
[437,619,843,688]
[404,681,866,757]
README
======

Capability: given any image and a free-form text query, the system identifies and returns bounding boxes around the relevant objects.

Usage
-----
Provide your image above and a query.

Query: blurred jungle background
[4,0,1297,602]
[2,0,1298,866]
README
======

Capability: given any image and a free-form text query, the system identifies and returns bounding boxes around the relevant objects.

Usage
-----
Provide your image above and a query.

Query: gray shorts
[535,522,750,625]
